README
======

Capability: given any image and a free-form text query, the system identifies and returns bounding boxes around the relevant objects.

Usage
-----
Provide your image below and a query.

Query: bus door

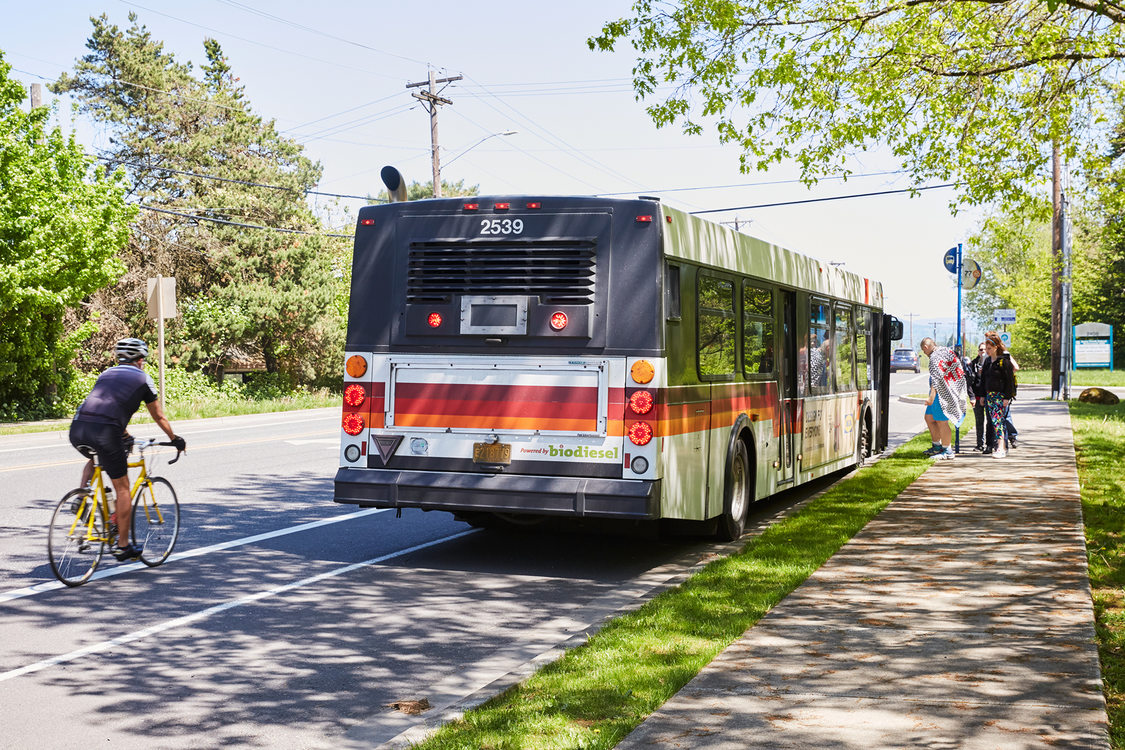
[777,290,798,485]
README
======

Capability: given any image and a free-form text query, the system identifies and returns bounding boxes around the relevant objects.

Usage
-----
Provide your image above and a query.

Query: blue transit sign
[943,247,958,273]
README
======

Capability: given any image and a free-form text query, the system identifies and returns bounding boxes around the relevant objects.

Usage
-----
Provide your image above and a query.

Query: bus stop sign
[943,247,958,273]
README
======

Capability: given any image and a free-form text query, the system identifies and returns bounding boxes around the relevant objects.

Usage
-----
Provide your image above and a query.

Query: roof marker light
[526,202,541,209]
[495,202,510,210]
[666,215,672,223]
[359,218,375,226]
[463,203,479,211]
[636,215,653,223]
[427,312,443,328]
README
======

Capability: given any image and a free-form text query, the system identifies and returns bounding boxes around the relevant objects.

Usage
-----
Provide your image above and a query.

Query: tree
[375,178,479,203]
[0,51,134,413]
[590,0,1125,209]
[53,15,345,382]
[1086,110,1125,366]
[965,202,1102,367]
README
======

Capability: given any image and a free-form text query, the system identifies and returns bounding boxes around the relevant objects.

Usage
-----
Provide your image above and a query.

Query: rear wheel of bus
[718,440,751,541]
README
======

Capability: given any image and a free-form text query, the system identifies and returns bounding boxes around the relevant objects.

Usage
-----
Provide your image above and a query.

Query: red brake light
[526,202,541,209]
[342,412,366,436]
[495,202,510,210]
[428,313,443,328]
[628,422,654,446]
[344,384,366,407]
[628,390,654,415]
[360,218,375,226]
[636,215,653,223]
[463,203,479,211]
[550,312,568,331]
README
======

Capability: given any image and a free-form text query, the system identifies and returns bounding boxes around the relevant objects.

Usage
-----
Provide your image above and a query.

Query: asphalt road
[0,377,926,748]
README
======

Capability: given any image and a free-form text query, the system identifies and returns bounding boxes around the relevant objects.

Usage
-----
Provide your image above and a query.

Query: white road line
[0,508,389,603]
[0,412,339,454]
[0,528,478,683]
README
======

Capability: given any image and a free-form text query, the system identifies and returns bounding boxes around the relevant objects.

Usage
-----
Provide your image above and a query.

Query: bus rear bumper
[333,467,660,519]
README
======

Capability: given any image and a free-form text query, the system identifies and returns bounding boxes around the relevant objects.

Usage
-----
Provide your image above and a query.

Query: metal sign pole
[954,243,963,452]
[156,274,166,411]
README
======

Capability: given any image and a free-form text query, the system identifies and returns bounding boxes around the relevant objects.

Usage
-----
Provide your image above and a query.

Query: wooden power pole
[406,71,462,198]
[1050,143,1063,399]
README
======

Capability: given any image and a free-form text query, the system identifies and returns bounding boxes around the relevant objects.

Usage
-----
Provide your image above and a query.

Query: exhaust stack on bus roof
[380,166,408,203]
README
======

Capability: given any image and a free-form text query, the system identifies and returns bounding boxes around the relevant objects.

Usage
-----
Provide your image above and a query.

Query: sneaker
[938,449,955,461]
[1008,438,1019,449]
[922,445,944,457]
[982,446,994,455]
[993,449,1007,459]
[112,543,144,561]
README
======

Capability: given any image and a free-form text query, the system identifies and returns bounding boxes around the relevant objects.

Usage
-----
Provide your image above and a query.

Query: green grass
[1020,368,1125,387]
[1072,400,1125,748]
[412,434,936,750]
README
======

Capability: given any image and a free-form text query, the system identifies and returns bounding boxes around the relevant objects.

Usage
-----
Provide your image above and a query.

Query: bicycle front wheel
[131,476,180,567]
[48,489,105,586]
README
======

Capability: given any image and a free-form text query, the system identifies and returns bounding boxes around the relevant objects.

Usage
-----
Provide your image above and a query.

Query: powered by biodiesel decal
[518,445,621,461]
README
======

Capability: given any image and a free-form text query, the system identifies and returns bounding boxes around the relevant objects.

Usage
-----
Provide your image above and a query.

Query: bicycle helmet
[115,337,149,363]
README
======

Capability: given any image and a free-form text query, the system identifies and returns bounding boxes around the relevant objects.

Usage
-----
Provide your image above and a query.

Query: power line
[595,170,908,197]
[136,204,353,238]
[689,183,958,214]
[97,155,386,202]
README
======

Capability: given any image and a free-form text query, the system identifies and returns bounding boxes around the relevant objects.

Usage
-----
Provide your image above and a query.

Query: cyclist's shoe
[112,543,144,561]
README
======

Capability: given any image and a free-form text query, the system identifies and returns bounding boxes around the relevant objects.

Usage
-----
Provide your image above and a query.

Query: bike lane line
[0,528,478,683]
[0,507,390,603]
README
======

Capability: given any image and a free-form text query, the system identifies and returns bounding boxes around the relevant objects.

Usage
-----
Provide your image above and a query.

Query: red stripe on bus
[394,397,596,422]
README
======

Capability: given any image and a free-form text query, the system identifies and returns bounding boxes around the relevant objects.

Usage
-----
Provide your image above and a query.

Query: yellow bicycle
[48,438,182,586]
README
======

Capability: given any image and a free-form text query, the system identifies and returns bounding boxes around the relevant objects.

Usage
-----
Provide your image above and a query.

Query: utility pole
[29,83,41,110]
[406,70,462,198]
[1050,143,1063,399]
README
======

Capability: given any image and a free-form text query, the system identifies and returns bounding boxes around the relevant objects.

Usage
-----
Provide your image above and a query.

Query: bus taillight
[346,355,368,378]
[550,312,568,331]
[628,390,654,415]
[628,421,653,446]
[342,412,366,436]
[630,360,655,384]
[344,384,366,407]
[428,312,443,328]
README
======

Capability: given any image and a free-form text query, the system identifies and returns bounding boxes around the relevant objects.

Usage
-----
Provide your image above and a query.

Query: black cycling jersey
[73,364,159,431]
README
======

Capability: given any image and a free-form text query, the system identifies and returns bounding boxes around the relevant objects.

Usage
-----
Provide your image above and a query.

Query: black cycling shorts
[70,420,130,479]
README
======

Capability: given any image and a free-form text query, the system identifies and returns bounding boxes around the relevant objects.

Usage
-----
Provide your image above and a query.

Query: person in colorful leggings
[980,331,1017,458]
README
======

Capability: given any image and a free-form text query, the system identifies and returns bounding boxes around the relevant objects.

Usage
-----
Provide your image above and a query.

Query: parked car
[890,348,920,373]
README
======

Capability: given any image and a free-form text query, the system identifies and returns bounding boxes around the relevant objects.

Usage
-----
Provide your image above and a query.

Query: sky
[2,0,989,326]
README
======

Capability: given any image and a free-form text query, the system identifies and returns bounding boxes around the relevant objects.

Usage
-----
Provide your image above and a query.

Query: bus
[334,192,902,539]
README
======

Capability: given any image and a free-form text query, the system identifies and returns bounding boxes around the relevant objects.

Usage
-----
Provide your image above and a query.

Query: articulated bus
[334,194,902,539]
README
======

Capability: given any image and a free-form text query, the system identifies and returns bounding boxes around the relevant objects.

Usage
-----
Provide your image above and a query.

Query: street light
[442,130,517,172]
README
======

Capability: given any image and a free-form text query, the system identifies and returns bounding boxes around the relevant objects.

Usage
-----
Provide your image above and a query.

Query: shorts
[925,398,948,422]
[70,420,131,479]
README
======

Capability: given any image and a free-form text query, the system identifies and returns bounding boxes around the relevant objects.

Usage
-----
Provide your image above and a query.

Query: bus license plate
[473,442,511,465]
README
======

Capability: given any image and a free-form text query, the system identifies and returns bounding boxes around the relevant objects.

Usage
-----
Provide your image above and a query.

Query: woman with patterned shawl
[920,337,968,460]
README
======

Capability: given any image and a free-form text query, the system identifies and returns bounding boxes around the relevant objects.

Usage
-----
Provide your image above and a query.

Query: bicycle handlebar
[135,438,185,464]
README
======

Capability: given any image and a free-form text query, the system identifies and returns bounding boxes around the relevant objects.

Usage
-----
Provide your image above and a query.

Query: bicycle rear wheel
[131,477,180,567]
[48,489,105,586]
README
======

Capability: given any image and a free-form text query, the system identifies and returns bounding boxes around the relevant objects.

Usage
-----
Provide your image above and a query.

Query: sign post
[146,276,177,410]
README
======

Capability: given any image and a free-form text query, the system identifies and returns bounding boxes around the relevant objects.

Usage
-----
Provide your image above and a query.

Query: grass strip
[1020,369,1125,387]
[413,432,936,750]
[1072,400,1125,749]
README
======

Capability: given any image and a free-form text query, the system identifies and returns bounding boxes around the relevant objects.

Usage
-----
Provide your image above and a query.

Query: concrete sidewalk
[619,399,1110,749]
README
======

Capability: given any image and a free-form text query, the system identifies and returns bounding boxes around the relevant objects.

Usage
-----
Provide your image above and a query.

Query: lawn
[1072,400,1125,748]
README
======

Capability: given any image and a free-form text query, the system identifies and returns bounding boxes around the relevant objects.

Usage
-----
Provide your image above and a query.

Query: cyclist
[69,337,186,561]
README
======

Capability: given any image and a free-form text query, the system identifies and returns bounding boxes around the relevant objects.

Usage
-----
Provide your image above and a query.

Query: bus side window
[809,300,832,394]
[856,310,871,389]
[666,263,681,321]
[742,282,774,376]
[835,304,854,391]
[698,275,736,379]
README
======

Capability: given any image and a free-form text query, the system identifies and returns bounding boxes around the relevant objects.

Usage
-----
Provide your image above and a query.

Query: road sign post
[146,275,177,410]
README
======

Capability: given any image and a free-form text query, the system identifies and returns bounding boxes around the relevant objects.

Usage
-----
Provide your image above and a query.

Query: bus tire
[718,439,751,541]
